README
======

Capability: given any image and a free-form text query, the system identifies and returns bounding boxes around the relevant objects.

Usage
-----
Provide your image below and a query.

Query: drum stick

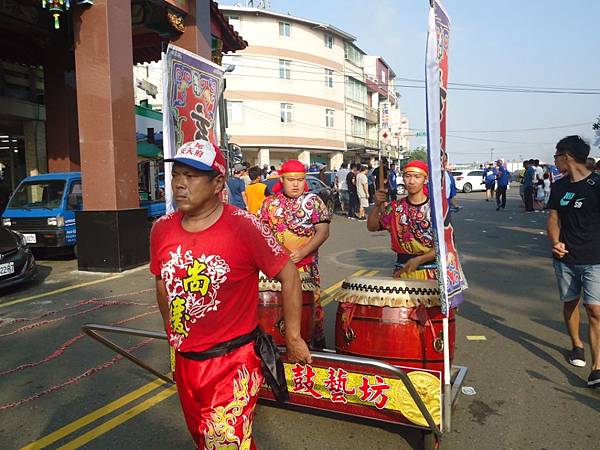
[378,155,384,191]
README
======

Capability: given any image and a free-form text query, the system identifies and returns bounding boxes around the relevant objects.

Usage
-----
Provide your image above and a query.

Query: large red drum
[335,276,455,374]
[258,272,315,346]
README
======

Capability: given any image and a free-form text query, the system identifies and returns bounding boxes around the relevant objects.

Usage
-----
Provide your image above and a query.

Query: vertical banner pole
[425,0,455,432]
[162,49,174,214]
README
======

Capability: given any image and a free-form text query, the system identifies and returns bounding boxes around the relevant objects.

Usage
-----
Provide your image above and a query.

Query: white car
[451,169,486,193]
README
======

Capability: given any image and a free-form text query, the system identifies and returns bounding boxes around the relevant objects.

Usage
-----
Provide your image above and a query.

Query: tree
[407,146,427,163]
[593,116,600,147]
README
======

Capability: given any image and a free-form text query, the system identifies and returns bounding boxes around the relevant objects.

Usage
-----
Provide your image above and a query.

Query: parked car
[0,226,36,290]
[263,175,338,215]
[451,169,485,193]
[1,172,165,253]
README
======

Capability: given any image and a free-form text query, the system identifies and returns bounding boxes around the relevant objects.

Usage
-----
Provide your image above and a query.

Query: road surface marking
[320,269,367,297]
[0,275,123,310]
[321,269,379,307]
[466,335,487,341]
[20,378,166,450]
[57,385,177,450]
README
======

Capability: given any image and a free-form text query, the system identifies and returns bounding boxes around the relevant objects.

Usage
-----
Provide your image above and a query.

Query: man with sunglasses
[547,135,600,388]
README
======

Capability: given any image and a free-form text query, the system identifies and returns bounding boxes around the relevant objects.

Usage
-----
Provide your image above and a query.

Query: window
[227,15,241,33]
[324,33,334,49]
[279,21,291,37]
[351,116,366,137]
[468,171,484,177]
[344,43,364,67]
[226,101,244,124]
[324,69,333,88]
[346,77,367,103]
[325,109,334,128]
[221,55,242,75]
[381,70,386,83]
[279,59,291,80]
[307,177,324,191]
[67,181,83,210]
[280,103,293,123]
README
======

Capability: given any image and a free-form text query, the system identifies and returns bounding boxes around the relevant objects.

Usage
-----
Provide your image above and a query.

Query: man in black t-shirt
[547,135,600,388]
[346,163,359,219]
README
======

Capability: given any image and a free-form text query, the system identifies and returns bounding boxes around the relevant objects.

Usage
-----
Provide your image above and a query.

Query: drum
[335,275,455,374]
[258,271,316,346]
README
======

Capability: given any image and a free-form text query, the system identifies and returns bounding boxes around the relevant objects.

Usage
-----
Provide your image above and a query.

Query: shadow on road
[460,300,588,389]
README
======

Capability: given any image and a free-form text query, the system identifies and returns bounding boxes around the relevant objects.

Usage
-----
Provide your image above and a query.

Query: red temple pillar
[72,0,147,271]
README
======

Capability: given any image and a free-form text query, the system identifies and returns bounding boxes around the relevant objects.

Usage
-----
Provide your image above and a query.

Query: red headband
[272,160,308,193]
[403,160,429,177]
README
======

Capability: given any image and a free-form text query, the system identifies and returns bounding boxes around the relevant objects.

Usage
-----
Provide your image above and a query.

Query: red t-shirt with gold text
[150,204,288,352]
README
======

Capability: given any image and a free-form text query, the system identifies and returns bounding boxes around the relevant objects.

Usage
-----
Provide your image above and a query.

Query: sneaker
[568,347,586,367]
[357,217,367,221]
[588,370,600,388]
[347,216,356,220]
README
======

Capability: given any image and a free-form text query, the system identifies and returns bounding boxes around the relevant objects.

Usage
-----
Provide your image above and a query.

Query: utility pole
[490,147,494,162]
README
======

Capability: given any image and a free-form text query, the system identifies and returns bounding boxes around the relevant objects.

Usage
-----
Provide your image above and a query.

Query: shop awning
[137,141,162,159]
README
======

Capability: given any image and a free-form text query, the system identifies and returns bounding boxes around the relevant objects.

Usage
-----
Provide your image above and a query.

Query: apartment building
[364,55,411,161]
[220,5,356,169]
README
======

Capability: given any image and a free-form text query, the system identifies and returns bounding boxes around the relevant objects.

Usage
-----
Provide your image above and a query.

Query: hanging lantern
[41,0,71,30]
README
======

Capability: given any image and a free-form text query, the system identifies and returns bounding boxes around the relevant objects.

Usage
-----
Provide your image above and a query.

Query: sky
[222,0,600,164]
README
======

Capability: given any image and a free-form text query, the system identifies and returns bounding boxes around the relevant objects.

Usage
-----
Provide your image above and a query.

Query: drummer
[259,160,331,348]
[367,160,436,280]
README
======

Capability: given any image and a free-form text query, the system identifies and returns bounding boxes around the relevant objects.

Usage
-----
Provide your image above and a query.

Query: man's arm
[395,249,436,275]
[155,277,170,333]
[289,223,329,264]
[274,261,312,363]
[547,209,568,258]
[367,189,387,231]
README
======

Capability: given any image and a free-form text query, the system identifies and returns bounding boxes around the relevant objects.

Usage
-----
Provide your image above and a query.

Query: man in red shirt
[150,140,311,448]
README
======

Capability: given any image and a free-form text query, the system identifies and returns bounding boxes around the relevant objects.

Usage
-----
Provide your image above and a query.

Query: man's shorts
[175,342,263,449]
[485,182,495,190]
[553,260,600,305]
[359,197,369,208]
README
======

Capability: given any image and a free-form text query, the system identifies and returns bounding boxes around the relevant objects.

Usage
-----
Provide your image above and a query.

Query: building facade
[364,55,411,162]
[219,5,411,170]
[220,5,353,170]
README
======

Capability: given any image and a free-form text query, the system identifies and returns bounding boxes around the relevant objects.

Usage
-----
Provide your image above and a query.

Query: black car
[0,226,36,290]
[263,175,338,215]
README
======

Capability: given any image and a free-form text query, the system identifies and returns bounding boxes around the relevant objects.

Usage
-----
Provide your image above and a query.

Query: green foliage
[406,147,427,163]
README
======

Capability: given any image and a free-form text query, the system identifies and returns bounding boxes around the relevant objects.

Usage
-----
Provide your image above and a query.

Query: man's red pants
[174,342,264,449]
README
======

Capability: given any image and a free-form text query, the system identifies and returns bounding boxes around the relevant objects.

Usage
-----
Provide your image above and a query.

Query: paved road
[1,189,598,449]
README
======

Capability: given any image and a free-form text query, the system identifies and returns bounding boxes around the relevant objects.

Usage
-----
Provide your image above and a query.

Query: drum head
[335,275,440,308]
[258,271,316,292]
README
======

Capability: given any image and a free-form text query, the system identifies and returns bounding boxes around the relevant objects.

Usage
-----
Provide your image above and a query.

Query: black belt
[178,326,289,403]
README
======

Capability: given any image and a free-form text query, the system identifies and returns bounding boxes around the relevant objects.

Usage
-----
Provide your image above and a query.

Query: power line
[446,134,555,146]
[441,122,592,134]
[145,59,600,95]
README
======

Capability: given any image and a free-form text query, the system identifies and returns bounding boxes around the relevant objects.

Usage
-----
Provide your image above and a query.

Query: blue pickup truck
[1,172,165,251]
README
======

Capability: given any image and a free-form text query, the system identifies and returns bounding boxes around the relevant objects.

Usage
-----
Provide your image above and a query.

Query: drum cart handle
[81,324,173,384]
[81,324,441,438]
